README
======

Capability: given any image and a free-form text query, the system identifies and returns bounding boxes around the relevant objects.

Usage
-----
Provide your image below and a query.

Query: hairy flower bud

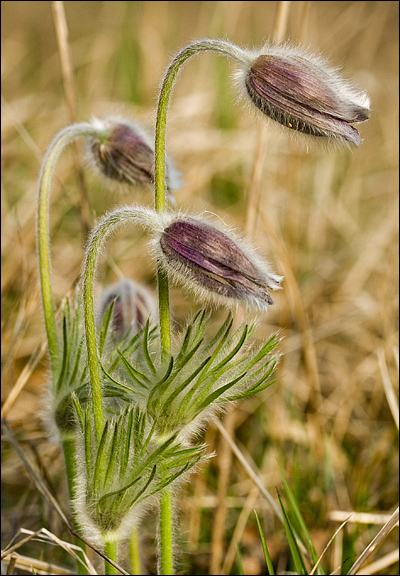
[156,215,283,311]
[88,116,181,196]
[242,45,370,145]
[99,278,158,341]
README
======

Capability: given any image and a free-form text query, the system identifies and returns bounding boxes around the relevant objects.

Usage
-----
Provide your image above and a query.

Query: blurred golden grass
[1,1,399,574]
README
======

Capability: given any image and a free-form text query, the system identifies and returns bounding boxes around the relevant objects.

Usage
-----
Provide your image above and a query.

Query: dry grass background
[1,1,399,574]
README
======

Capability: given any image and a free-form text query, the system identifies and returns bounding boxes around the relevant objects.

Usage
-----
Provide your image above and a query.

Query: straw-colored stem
[52,0,91,235]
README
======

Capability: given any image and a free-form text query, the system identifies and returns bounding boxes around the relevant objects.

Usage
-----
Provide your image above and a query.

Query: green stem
[129,528,142,575]
[154,39,249,357]
[153,39,249,574]
[159,488,174,575]
[37,122,111,377]
[63,438,89,575]
[157,267,171,364]
[154,39,250,214]
[104,540,118,575]
[37,122,114,574]
[82,207,154,442]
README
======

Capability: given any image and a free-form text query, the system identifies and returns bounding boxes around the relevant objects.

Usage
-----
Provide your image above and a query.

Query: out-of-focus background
[1,1,398,574]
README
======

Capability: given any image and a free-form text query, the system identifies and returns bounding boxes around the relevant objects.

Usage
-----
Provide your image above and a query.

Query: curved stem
[153,38,250,575]
[37,122,112,575]
[82,206,156,442]
[154,39,250,213]
[37,122,111,376]
[153,38,249,359]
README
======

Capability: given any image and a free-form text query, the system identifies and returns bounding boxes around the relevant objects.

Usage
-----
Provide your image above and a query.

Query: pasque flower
[242,44,370,145]
[155,214,283,311]
[99,278,158,341]
[88,116,180,196]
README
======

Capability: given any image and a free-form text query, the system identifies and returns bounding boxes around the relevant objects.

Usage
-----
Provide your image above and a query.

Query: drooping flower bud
[242,45,370,146]
[88,116,181,198]
[155,215,283,311]
[99,278,158,341]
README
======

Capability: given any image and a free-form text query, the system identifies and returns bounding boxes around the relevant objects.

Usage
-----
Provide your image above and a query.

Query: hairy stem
[153,38,250,575]
[37,122,109,376]
[154,38,250,213]
[129,528,142,575]
[153,39,249,355]
[104,540,118,575]
[159,488,174,575]
[82,207,155,442]
[37,122,110,574]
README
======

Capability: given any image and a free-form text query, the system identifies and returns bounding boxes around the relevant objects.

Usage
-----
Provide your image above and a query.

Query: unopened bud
[99,278,158,340]
[243,46,370,145]
[157,216,283,311]
[88,117,181,197]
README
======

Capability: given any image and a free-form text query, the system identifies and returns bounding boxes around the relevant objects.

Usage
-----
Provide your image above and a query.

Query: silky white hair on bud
[233,41,370,149]
[151,210,283,313]
[86,115,182,196]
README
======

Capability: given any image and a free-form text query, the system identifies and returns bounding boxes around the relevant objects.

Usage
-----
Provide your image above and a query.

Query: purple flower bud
[243,46,370,146]
[157,216,283,311]
[99,278,158,340]
[88,117,181,195]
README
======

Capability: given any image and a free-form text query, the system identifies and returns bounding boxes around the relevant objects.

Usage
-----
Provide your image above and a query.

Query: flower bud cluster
[37,35,370,553]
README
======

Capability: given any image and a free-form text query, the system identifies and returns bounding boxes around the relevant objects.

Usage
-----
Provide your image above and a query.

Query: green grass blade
[254,510,275,575]
[276,461,325,574]
[236,544,246,575]
[278,491,308,575]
